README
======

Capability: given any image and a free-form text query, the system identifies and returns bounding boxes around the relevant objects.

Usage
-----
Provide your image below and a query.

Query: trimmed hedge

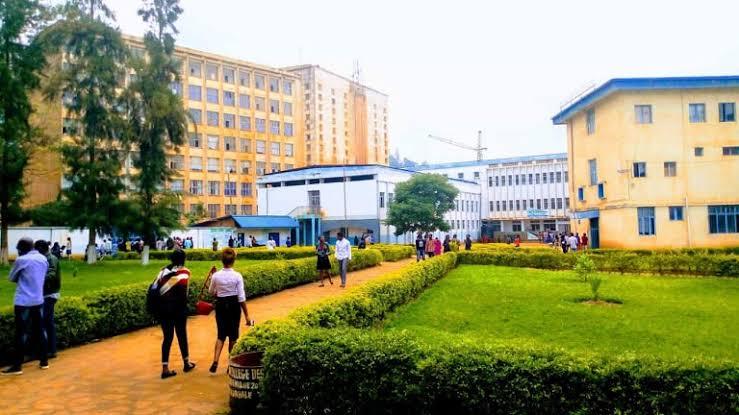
[0,249,383,364]
[111,246,316,261]
[368,244,414,262]
[456,250,739,277]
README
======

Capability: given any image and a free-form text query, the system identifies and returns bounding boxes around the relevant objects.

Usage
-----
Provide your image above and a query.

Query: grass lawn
[383,265,739,362]
[0,259,257,308]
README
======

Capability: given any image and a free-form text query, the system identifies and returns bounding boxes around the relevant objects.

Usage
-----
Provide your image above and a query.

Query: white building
[419,153,570,238]
[257,165,481,244]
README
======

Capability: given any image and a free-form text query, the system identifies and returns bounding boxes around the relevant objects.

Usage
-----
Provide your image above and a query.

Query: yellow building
[553,76,739,249]
[29,35,304,219]
[284,65,389,165]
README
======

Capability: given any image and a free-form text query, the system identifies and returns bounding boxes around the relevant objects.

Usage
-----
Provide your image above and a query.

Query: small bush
[589,276,603,301]
[574,254,596,282]
[368,244,414,261]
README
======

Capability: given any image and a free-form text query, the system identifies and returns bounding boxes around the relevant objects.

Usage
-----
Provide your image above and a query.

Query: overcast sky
[105,0,739,163]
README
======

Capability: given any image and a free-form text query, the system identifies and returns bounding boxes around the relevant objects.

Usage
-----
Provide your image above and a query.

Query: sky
[104,0,739,163]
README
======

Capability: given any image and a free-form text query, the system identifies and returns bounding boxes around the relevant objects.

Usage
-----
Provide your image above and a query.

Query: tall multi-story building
[29,35,304,219]
[419,154,571,236]
[553,76,739,248]
[284,65,389,165]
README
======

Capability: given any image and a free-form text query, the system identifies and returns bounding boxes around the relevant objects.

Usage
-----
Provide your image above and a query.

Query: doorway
[589,218,600,249]
[268,232,280,247]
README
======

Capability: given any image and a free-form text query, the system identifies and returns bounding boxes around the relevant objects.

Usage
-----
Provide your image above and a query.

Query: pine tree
[40,0,128,263]
[0,0,48,264]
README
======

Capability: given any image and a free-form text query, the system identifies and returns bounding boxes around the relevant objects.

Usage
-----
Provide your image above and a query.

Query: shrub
[574,254,596,282]
[111,246,316,262]
[368,244,414,262]
[589,276,603,301]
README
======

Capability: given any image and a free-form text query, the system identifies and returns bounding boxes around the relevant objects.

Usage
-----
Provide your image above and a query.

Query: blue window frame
[688,103,705,123]
[589,159,597,185]
[669,206,683,221]
[597,183,605,199]
[188,85,201,101]
[633,162,647,178]
[708,205,739,233]
[637,207,655,235]
[224,181,236,196]
[577,187,584,201]
[719,102,735,122]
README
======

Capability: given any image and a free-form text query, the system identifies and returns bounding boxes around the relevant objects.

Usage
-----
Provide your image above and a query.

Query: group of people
[315,232,352,288]
[3,238,62,375]
[415,233,472,262]
[544,231,588,253]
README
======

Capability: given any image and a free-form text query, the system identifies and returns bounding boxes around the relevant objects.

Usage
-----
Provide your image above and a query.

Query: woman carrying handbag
[152,250,196,379]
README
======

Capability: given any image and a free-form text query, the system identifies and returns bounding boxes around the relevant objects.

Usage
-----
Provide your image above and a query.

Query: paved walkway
[0,259,413,415]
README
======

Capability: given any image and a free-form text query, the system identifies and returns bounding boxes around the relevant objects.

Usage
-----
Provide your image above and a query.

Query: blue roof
[418,153,568,170]
[231,215,298,229]
[552,75,739,125]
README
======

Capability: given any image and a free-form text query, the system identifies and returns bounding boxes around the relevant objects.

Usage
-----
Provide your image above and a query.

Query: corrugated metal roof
[417,153,568,170]
[232,215,298,229]
[258,164,480,185]
[552,75,739,125]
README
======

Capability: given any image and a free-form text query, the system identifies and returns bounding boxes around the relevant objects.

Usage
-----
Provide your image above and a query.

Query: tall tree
[386,174,458,236]
[121,0,187,263]
[0,0,48,265]
[40,0,128,263]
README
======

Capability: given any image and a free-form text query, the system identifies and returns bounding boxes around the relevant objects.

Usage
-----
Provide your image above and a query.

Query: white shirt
[208,268,246,302]
[568,236,578,249]
[335,238,352,261]
[266,240,276,250]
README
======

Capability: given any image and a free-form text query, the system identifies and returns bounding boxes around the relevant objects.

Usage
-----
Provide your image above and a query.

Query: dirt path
[0,258,414,415]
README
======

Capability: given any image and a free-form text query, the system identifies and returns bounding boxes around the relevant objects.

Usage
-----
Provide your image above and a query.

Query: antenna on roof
[352,60,362,84]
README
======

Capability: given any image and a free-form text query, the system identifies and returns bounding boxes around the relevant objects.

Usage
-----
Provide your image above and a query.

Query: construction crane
[427,130,487,161]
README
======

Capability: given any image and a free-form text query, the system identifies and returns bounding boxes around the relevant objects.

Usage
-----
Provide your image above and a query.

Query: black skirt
[215,295,241,341]
[317,255,331,270]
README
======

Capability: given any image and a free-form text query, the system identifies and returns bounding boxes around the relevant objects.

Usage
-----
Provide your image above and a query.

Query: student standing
[3,237,48,375]
[212,238,219,251]
[315,236,332,286]
[464,234,472,250]
[334,232,351,288]
[266,237,276,250]
[425,235,435,258]
[415,233,426,262]
[581,233,589,250]
[514,234,521,248]
[442,235,451,253]
[35,241,61,359]
[433,237,442,256]
[561,234,569,253]
[208,248,251,374]
[154,250,195,379]
[65,237,72,258]
[568,233,579,253]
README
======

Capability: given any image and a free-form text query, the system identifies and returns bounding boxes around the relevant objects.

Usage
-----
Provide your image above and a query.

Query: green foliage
[574,253,596,281]
[0,0,49,264]
[115,246,317,261]
[589,276,602,301]
[368,244,414,261]
[386,174,458,235]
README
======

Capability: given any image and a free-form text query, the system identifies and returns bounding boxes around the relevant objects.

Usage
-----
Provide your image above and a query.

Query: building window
[284,122,293,137]
[515,200,520,211]
[564,171,569,182]
[597,183,605,199]
[206,63,218,81]
[254,74,265,90]
[238,70,250,87]
[239,94,250,109]
[694,147,704,157]
[556,172,562,183]
[664,161,677,177]
[188,60,202,77]
[206,88,218,104]
[284,102,293,116]
[633,162,647,178]
[223,113,235,129]
[224,91,235,106]
[556,198,563,209]
[543,172,548,183]
[240,160,250,174]
[379,192,385,208]
[271,142,280,156]
[168,155,184,170]
[565,197,570,209]
[719,102,736,122]
[271,163,280,173]
[240,182,252,197]
[189,155,203,171]
[457,172,464,179]
[224,181,236,196]
[239,116,251,131]
[501,201,506,211]
[508,175,513,185]
[206,111,219,127]
[635,104,653,124]
[223,67,234,84]
[189,133,201,148]
[189,108,202,124]
[527,173,532,184]
[224,159,236,173]
[256,118,266,133]
[588,159,597,185]
[637,207,656,235]
[255,97,265,111]
[256,140,265,154]
[207,204,220,218]
[688,103,705,123]
[224,136,236,151]
[208,180,220,195]
[494,176,499,186]
[169,179,184,193]
[283,80,293,95]
[207,157,220,172]
[270,99,280,114]
[509,200,513,210]
[669,206,684,221]
[189,180,202,195]
[207,135,219,150]
[515,175,519,185]
[535,173,540,184]
[269,78,280,93]
[270,120,280,135]
[240,204,253,215]
[586,108,595,134]
[225,204,237,215]
[549,172,554,183]
[239,138,251,153]
[536,199,541,209]
[708,205,739,233]
[496,201,501,211]
[489,201,494,211]
[188,85,201,101]
[285,143,294,157]
[543,199,548,209]
[512,221,522,232]
[723,146,739,156]
[577,187,584,201]
[529,199,534,209]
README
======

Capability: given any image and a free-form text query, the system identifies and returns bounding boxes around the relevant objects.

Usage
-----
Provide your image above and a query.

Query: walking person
[208,248,251,374]
[65,237,72,258]
[425,234,435,258]
[154,250,195,379]
[51,242,62,260]
[415,233,426,262]
[315,236,333,287]
[464,234,472,251]
[581,232,589,251]
[434,237,442,256]
[3,237,48,375]
[514,234,521,248]
[35,241,61,359]
[334,232,351,288]
[212,238,219,252]
[568,233,579,253]
[443,235,451,253]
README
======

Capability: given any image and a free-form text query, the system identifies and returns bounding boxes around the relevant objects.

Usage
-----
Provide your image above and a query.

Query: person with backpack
[151,250,195,379]
[415,233,426,262]
[35,240,61,359]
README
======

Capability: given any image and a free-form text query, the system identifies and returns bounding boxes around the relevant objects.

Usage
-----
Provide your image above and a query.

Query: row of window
[172,180,252,197]
[187,203,253,218]
[186,87,293,115]
[188,109,294,135]
[637,205,739,235]
[454,199,480,213]
[491,198,570,212]
[187,134,294,156]
[488,171,568,187]
[446,219,480,231]
[586,102,737,134]
[186,60,293,95]
[378,192,394,208]
[182,158,292,175]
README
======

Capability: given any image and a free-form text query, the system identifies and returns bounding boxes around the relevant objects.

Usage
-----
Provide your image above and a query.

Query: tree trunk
[141,244,150,265]
[0,220,8,266]
[86,228,97,264]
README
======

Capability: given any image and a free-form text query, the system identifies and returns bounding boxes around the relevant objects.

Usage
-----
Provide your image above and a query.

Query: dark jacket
[43,253,61,296]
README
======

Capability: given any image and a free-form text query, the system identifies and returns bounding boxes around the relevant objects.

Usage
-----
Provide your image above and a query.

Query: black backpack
[146,268,177,316]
